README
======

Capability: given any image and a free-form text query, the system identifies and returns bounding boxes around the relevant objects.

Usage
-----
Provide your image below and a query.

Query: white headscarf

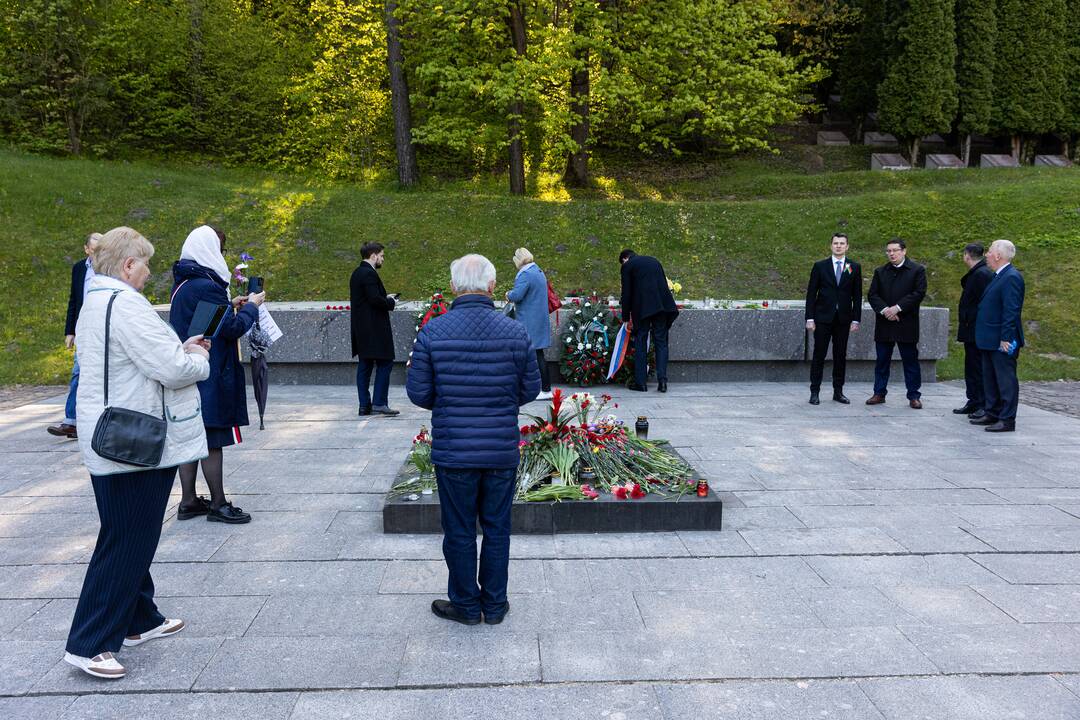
[180,225,231,288]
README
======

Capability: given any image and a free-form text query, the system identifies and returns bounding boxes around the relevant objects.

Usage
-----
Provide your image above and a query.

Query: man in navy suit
[972,239,1025,432]
[619,250,679,392]
[805,233,862,405]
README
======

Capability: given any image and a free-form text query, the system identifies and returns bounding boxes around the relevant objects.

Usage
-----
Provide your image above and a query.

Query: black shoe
[358,406,372,416]
[177,496,211,520]
[372,406,400,416]
[953,402,978,415]
[985,420,1016,432]
[207,502,251,524]
[970,415,998,426]
[968,409,987,420]
[484,601,509,625]
[47,423,78,439]
[833,392,850,404]
[626,382,647,392]
[431,599,480,626]
[657,380,668,393]
[809,392,820,405]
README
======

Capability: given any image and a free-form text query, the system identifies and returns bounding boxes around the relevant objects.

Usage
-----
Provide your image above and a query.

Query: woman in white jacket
[64,227,211,680]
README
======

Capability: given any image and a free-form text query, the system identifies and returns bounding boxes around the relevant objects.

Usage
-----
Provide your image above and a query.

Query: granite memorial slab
[925,153,965,170]
[864,132,898,147]
[871,153,911,171]
[980,154,1020,168]
[816,131,850,146]
[1035,154,1073,168]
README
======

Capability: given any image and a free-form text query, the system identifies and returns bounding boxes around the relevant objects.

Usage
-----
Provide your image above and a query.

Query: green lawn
[2,147,1078,384]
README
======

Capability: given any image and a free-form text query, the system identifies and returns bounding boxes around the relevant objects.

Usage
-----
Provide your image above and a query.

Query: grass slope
[1,148,1078,384]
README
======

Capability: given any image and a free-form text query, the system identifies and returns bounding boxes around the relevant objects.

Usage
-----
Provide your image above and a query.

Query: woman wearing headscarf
[168,225,265,524]
[64,227,210,679]
[506,247,553,400]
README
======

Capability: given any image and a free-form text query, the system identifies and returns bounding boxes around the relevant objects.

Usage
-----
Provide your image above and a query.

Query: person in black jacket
[619,249,679,392]
[954,243,995,417]
[169,225,264,524]
[866,239,928,408]
[350,242,399,416]
[48,232,102,440]
[805,233,862,405]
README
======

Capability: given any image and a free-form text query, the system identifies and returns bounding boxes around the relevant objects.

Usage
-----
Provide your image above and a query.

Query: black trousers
[66,466,176,657]
[634,315,670,387]
[963,341,984,405]
[535,349,551,392]
[809,320,851,393]
[982,348,1020,421]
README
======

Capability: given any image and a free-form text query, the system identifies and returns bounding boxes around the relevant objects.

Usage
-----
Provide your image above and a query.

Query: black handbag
[90,291,168,467]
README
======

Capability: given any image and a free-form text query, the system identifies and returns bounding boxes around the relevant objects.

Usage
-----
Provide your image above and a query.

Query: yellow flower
[673,282,682,294]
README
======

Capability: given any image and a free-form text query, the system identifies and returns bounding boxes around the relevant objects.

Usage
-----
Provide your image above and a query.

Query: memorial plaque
[1034,154,1073,168]
[871,153,911,171]
[816,130,851,146]
[925,154,965,170]
[864,131,898,147]
[980,154,1020,168]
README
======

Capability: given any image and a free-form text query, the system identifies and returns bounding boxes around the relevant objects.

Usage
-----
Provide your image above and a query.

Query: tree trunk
[507,2,527,196]
[563,41,590,187]
[65,108,82,155]
[1010,133,1021,160]
[960,133,972,166]
[385,1,419,187]
[188,0,205,116]
[853,116,865,144]
[904,137,921,166]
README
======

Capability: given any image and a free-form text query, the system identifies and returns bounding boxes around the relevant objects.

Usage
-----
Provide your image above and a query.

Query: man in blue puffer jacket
[407,254,540,626]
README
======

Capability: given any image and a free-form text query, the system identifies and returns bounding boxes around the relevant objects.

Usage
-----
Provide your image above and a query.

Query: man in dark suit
[954,243,995,418]
[48,233,101,439]
[866,239,928,408]
[972,239,1025,432]
[619,249,679,392]
[350,242,399,416]
[805,233,862,405]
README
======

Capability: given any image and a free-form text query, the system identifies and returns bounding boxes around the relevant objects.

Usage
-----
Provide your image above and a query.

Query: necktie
[835,260,843,285]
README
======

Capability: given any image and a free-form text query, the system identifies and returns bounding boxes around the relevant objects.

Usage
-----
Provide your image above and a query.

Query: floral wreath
[557,299,642,386]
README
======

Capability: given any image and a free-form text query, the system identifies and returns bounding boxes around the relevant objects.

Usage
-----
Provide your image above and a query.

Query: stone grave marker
[925,154,965,170]
[816,131,851,146]
[864,131,898,147]
[871,153,911,171]
[980,154,1020,168]
[1034,155,1073,167]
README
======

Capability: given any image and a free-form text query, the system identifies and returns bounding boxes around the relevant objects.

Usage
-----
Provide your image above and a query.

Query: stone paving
[2,381,1080,718]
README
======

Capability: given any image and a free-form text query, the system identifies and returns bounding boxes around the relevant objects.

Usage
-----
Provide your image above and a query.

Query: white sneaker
[64,651,126,679]
[536,391,554,401]
[123,618,185,647]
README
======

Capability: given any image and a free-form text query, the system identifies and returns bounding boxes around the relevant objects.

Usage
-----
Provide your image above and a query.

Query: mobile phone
[247,276,264,294]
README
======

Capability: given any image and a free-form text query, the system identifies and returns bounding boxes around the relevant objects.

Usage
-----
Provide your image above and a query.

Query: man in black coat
[866,239,928,408]
[805,233,862,405]
[954,243,995,418]
[619,249,679,392]
[48,232,101,439]
[350,242,399,416]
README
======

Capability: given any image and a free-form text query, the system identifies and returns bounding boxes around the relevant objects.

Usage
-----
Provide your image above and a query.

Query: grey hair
[450,254,497,293]
[93,227,154,278]
[989,239,1016,261]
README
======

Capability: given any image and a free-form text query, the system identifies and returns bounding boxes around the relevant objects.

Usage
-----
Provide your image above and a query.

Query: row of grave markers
[816,130,1073,170]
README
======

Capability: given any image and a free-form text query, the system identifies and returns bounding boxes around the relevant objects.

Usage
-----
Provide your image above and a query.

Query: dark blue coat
[169,260,258,428]
[975,264,1025,351]
[406,294,540,469]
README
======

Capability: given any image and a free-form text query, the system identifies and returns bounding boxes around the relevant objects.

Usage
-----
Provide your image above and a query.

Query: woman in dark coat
[169,225,264,523]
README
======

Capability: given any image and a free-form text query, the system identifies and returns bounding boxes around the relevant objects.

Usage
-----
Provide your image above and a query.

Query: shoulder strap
[170,279,189,303]
[102,290,166,419]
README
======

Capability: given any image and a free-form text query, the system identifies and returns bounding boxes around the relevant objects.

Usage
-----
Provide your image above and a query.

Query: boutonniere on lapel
[844,262,853,274]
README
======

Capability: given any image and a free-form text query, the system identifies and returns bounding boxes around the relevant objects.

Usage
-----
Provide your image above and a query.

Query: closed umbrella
[248,320,271,429]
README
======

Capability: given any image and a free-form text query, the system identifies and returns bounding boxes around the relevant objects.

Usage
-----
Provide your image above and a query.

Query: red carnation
[630,483,646,499]
[613,486,628,500]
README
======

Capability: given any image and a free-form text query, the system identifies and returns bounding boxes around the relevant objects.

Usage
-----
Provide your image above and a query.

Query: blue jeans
[874,341,921,400]
[356,358,392,409]
[434,466,516,619]
[64,353,80,425]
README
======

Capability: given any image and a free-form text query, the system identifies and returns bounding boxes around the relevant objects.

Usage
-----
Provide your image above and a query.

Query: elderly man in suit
[866,239,928,408]
[350,242,399,416]
[954,243,995,418]
[971,240,1025,432]
[805,233,862,405]
[619,249,679,392]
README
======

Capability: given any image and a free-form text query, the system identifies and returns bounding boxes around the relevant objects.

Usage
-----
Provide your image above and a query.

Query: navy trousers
[66,466,176,657]
[963,341,984,406]
[873,341,921,400]
[356,357,392,409]
[434,466,516,619]
[981,348,1020,421]
[633,315,670,387]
